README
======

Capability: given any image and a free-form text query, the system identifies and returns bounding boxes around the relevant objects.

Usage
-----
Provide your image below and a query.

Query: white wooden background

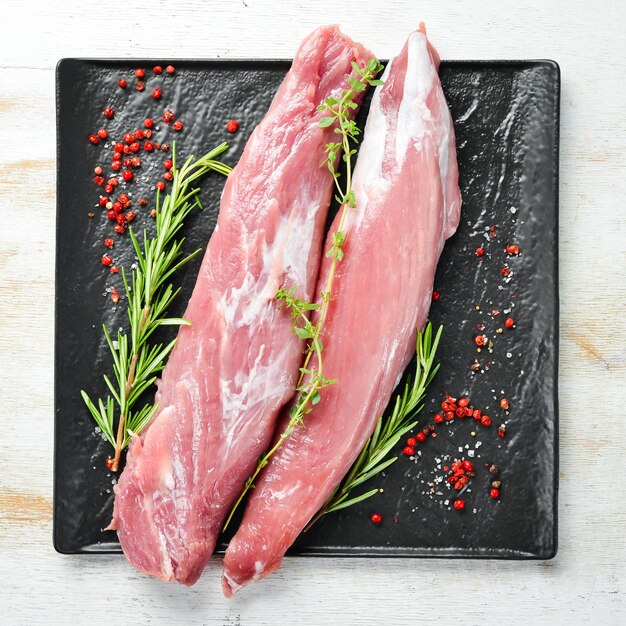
[1,0,624,624]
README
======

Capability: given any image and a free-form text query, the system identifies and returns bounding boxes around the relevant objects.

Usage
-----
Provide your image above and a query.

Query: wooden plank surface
[0,0,624,624]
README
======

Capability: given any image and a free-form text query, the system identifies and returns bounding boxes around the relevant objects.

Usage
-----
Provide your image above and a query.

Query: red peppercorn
[162,109,175,124]
[114,224,127,234]
[103,106,115,119]
[144,129,152,138]
[112,201,123,213]
[152,88,162,100]
[97,128,108,139]
[124,158,133,168]
[138,198,148,207]
[118,193,129,204]
[104,238,114,248]
[123,145,131,154]
[505,317,515,329]
[453,499,465,511]
[458,397,469,407]
[93,165,103,176]
[122,170,133,182]
[131,156,141,168]
[165,64,175,74]
[118,78,127,89]
[136,81,145,91]
[406,437,417,447]
[403,446,415,456]
[153,65,163,75]
[111,287,120,304]
[416,432,427,443]
[111,161,121,171]
[444,411,455,421]
[476,247,485,257]
[474,335,488,347]
[88,134,99,145]
[490,488,500,499]
[481,415,491,427]
[129,142,140,153]
[506,244,520,255]
[123,133,134,144]
[455,407,465,418]
[134,129,145,140]
[110,265,120,273]
[135,68,145,79]
[114,142,124,153]
[98,196,109,207]
[500,398,509,410]
[107,210,116,220]
[104,184,114,194]
[172,120,183,131]
[101,254,113,267]
[433,413,444,424]
[163,159,173,170]
[472,409,482,420]
[161,143,170,152]
[432,290,440,302]
[156,181,166,191]
[462,460,474,472]
[108,177,119,187]
[144,141,154,152]
[93,176,104,186]
[500,267,511,277]
[144,117,154,129]
[105,457,114,469]
[125,210,137,222]
[116,213,126,225]
[226,119,239,133]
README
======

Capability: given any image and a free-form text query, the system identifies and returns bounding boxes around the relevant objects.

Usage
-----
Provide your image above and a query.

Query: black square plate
[55,59,559,558]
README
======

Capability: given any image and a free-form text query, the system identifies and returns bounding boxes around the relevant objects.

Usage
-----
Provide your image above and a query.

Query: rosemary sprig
[223,58,384,530]
[81,142,232,471]
[304,323,443,530]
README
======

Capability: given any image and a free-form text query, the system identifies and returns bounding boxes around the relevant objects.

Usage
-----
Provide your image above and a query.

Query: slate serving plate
[55,58,559,559]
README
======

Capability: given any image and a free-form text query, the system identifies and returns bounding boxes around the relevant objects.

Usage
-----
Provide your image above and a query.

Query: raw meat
[222,25,461,596]
[110,25,374,585]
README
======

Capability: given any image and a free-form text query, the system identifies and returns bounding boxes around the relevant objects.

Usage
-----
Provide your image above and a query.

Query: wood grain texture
[0,0,625,624]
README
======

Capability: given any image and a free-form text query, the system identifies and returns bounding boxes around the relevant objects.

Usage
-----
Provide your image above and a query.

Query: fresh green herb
[304,323,442,531]
[223,58,383,530]
[81,142,231,471]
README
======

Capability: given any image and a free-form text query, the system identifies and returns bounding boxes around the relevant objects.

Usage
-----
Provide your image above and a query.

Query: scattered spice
[153,65,163,75]
[475,247,484,257]
[136,81,145,92]
[453,499,465,511]
[432,290,440,302]
[370,513,382,524]
[152,87,162,100]
[118,78,127,89]
[165,64,175,74]
[110,287,120,304]
[490,488,500,499]
[505,317,515,328]
[499,398,509,410]
[506,244,520,255]
[101,254,113,267]
[226,119,239,133]
[172,121,184,131]
[103,106,115,119]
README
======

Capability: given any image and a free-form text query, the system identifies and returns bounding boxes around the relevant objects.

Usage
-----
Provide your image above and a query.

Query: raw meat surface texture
[222,26,462,596]
[110,25,373,585]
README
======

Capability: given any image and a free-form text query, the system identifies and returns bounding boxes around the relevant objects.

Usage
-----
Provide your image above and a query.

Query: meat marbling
[222,26,462,596]
[110,25,373,585]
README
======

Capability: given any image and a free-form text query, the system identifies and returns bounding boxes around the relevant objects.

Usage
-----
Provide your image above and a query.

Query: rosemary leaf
[82,142,231,471]
[304,323,443,530]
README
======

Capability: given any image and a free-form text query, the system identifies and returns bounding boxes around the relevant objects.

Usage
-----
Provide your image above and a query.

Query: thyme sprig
[305,323,443,530]
[81,142,231,471]
[223,59,383,530]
